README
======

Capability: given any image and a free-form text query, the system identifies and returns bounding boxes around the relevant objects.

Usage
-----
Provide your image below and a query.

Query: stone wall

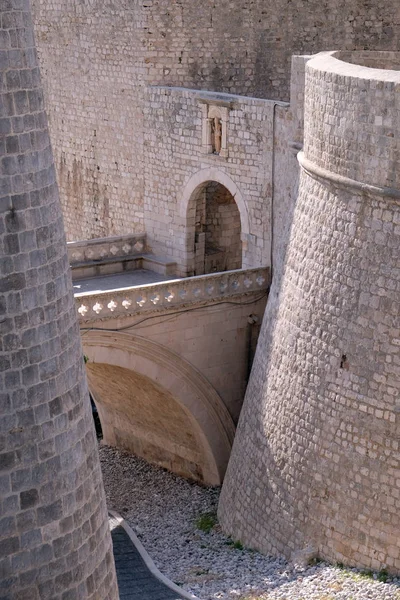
[31,0,400,242]
[140,0,400,100]
[31,0,146,242]
[337,50,400,70]
[32,0,400,101]
[219,51,400,573]
[0,1,119,597]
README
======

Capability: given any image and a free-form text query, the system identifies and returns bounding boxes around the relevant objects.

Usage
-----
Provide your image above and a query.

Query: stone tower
[219,51,400,573]
[0,1,119,597]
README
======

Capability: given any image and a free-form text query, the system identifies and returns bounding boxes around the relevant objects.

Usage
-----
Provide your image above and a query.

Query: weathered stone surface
[0,1,119,597]
[30,0,400,243]
[219,52,400,573]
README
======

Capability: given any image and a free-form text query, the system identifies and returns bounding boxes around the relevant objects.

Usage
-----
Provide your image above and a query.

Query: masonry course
[30,0,400,243]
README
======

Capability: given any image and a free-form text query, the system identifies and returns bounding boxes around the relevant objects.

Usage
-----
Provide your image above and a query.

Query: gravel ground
[100,445,400,600]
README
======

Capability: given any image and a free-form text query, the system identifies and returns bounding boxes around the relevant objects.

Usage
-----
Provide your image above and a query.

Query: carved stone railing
[67,233,147,265]
[75,267,270,324]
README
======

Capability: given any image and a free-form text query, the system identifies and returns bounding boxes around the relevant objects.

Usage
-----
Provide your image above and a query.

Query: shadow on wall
[193,182,242,275]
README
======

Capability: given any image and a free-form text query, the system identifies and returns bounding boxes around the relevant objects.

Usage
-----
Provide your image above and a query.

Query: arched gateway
[179,168,250,275]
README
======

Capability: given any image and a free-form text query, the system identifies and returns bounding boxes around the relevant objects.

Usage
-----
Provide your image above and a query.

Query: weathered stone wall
[219,52,400,573]
[337,50,400,70]
[32,0,400,101]
[31,0,400,242]
[0,1,119,596]
[140,0,400,100]
[31,0,146,242]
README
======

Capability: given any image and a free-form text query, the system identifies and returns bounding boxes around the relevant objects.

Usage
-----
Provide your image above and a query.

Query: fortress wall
[143,86,281,274]
[303,53,400,189]
[271,55,311,282]
[337,50,400,70]
[142,0,400,101]
[31,0,400,242]
[33,0,400,101]
[219,52,400,572]
[0,1,118,597]
[31,0,146,242]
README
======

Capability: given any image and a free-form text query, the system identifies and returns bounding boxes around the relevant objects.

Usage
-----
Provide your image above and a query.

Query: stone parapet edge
[68,232,147,249]
[108,510,200,600]
[307,50,400,82]
[75,267,270,322]
[148,84,290,107]
[67,233,148,264]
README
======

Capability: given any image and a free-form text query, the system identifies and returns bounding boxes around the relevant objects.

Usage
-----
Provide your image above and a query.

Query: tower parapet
[219,51,400,573]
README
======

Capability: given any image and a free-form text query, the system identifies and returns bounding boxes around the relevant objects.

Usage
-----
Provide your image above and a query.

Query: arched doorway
[193,181,242,275]
[178,167,250,276]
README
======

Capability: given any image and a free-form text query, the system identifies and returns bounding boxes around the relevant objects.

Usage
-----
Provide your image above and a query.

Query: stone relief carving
[201,102,229,157]
[212,116,222,154]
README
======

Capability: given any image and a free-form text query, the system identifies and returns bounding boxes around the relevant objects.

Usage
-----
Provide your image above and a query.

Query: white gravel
[100,445,400,600]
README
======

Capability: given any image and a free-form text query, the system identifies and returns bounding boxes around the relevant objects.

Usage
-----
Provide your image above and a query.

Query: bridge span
[72,236,269,485]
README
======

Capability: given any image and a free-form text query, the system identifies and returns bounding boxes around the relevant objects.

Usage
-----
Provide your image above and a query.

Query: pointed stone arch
[82,330,235,485]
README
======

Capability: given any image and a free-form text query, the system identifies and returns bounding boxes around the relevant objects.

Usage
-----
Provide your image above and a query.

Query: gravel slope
[100,445,400,600]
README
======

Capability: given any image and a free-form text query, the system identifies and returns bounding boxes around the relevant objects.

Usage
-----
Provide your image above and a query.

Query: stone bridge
[71,235,269,485]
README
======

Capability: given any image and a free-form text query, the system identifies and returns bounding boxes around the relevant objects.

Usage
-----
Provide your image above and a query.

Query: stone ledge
[68,233,148,265]
[75,267,270,323]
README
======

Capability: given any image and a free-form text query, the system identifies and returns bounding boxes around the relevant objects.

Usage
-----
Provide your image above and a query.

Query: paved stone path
[73,269,176,294]
[110,517,186,600]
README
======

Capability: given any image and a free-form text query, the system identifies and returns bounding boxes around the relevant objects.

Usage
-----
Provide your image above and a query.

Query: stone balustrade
[67,233,148,265]
[75,267,270,323]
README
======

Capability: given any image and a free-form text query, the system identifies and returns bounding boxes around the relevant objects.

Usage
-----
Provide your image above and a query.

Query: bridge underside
[88,363,212,483]
[82,330,242,486]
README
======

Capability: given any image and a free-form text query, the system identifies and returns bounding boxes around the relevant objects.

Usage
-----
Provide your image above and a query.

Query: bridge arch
[82,330,235,485]
[178,168,250,275]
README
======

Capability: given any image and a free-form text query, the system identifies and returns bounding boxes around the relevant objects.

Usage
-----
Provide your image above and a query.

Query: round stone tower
[0,1,119,597]
[219,51,400,573]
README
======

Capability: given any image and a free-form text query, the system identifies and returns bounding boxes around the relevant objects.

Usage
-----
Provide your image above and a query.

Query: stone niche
[200,99,230,158]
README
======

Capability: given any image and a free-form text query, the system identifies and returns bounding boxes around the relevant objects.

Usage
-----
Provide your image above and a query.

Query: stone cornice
[298,151,400,203]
